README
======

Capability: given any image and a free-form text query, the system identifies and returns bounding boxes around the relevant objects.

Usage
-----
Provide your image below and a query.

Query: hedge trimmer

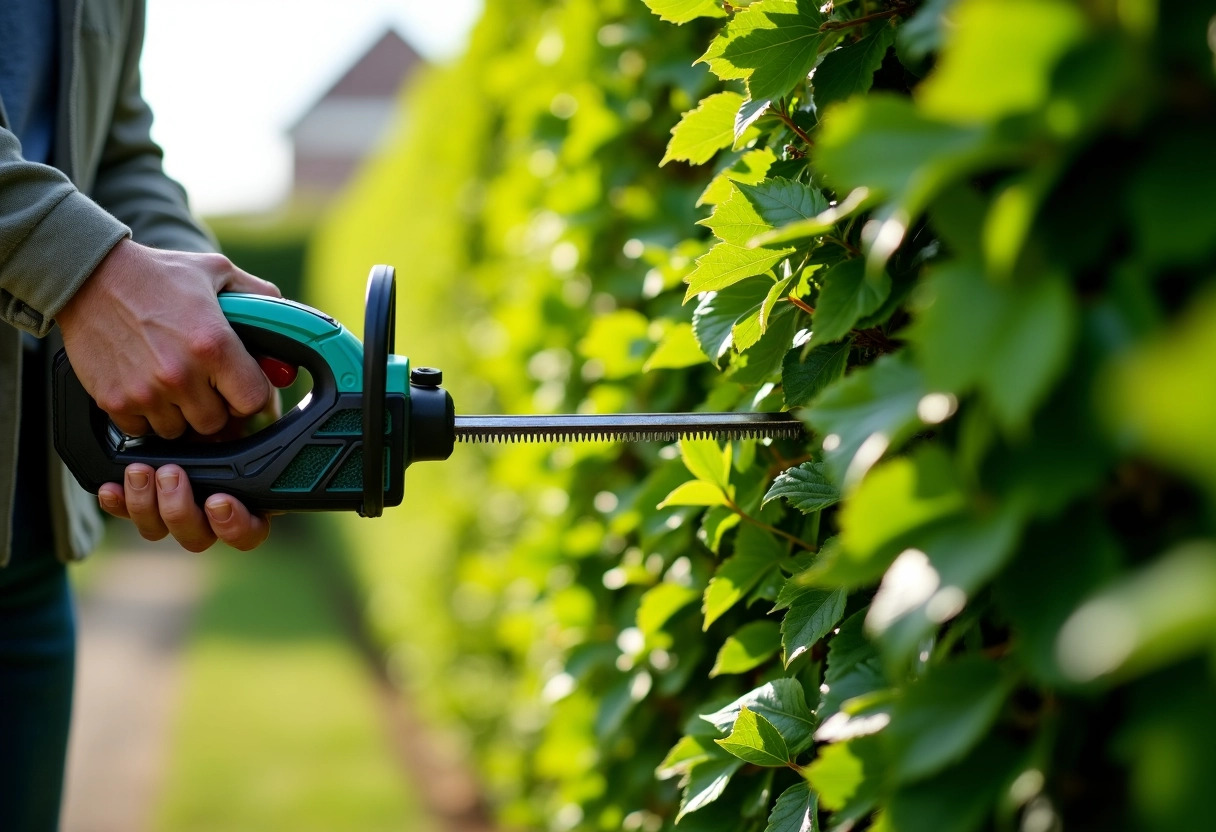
[53,266,803,516]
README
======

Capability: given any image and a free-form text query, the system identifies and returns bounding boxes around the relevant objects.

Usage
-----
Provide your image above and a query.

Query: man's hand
[57,238,284,551]
[95,379,287,551]
[56,238,281,438]
[97,466,271,552]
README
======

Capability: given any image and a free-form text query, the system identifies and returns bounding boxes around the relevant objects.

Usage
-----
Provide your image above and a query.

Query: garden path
[61,535,203,832]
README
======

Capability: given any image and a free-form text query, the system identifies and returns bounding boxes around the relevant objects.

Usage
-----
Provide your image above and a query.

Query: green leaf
[781,586,847,666]
[703,525,787,629]
[1116,665,1216,832]
[837,447,966,579]
[699,4,766,82]
[895,0,959,66]
[711,620,782,677]
[907,262,1075,432]
[677,754,746,821]
[865,504,1024,669]
[1128,127,1216,268]
[729,305,799,384]
[714,0,828,101]
[735,97,773,145]
[658,734,720,781]
[685,241,795,300]
[1056,542,1216,684]
[742,769,778,821]
[645,323,709,371]
[663,91,747,166]
[638,582,702,637]
[693,278,776,364]
[749,561,789,606]
[700,184,773,246]
[856,271,913,331]
[772,572,811,612]
[734,274,795,352]
[765,781,819,832]
[815,94,994,214]
[747,217,834,248]
[578,309,652,380]
[748,187,876,248]
[737,178,830,229]
[659,480,729,509]
[887,737,1022,832]
[819,608,886,721]
[596,670,650,739]
[1106,290,1216,496]
[810,259,891,346]
[716,707,791,766]
[805,741,865,811]
[917,0,1087,124]
[681,438,732,489]
[699,147,777,206]
[700,505,742,554]
[702,678,817,754]
[782,341,851,408]
[763,462,841,514]
[642,0,728,24]
[760,273,796,332]
[813,691,895,744]
[812,26,894,111]
[992,511,1120,685]
[806,353,927,486]
[887,656,1012,783]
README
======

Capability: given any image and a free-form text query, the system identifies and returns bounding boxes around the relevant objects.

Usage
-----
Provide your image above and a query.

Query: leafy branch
[723,495,817,552]
[819,3,916,32]
[776,97,815,148]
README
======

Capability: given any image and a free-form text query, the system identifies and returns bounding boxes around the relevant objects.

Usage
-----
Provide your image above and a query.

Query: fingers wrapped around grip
[55,239,281,440]
[98,464,272,552]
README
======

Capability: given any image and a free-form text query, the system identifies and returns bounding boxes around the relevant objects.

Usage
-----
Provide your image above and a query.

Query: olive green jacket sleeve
[2,0,219,566]
[0,128,129,337]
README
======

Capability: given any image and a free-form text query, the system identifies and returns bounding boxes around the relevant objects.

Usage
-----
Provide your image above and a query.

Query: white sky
[141,0,482,216]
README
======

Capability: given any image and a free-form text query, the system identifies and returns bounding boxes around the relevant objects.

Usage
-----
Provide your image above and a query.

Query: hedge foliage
[307,0,1216,829]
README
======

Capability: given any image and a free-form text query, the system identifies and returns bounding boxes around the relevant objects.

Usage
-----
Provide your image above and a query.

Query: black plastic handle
[52,291,407,513]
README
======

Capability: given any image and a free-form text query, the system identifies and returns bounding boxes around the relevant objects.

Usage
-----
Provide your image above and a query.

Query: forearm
[0,127,129,336]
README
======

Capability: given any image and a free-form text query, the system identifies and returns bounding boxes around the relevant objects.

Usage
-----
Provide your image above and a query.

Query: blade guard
[50,265,451,515]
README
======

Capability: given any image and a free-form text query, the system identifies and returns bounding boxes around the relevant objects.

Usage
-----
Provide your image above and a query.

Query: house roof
[289,29,424,135]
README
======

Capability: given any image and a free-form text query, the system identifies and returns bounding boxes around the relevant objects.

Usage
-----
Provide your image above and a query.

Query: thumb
[220,264,281,299]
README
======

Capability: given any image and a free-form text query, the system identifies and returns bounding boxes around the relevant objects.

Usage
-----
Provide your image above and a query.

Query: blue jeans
[1,334,74,832]
[0,534,74,832]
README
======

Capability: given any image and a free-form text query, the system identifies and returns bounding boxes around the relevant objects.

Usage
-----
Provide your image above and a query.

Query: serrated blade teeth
[452,413,803,445]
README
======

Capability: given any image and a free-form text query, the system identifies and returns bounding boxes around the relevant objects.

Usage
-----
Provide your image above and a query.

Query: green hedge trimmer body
[53,266,802,516]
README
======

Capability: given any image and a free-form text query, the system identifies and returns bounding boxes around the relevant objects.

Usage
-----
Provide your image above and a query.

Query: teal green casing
[218,293,411,396]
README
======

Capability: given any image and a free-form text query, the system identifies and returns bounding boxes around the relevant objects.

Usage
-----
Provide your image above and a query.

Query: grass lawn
[153,521,433,832]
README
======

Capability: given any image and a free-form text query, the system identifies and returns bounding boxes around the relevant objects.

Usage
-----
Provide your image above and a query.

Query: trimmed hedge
[310,1,1216,829]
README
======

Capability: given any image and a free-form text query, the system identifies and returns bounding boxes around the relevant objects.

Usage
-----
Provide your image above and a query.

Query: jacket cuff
[1,190,130,337]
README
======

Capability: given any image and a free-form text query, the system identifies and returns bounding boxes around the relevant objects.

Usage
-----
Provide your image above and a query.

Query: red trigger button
[258,357,298,388]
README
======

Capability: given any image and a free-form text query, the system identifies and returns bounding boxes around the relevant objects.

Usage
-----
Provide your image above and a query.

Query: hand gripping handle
[52,288,406,513]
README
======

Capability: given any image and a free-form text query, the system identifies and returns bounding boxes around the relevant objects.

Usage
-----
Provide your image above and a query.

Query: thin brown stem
[819,3,915,31]
[787,295,816,316]
[775,109,815,148]
[823,235,861,257]
[725,497,817,552]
